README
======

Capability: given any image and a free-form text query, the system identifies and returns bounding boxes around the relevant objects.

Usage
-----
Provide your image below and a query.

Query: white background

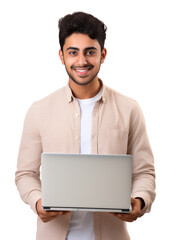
[0,0,170,239]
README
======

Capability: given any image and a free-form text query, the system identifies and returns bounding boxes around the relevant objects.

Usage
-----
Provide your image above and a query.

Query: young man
[15,12,156,240]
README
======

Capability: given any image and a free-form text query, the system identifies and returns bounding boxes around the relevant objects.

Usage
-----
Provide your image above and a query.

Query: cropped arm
[15,103,42,214]
[128,102,156,216]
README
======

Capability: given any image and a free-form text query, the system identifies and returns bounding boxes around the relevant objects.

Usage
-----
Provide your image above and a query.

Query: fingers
[36,198,71,223]
[39,210,70,223]
[114,211,139,222]
[107,198,141,223]
[108,212,139,222]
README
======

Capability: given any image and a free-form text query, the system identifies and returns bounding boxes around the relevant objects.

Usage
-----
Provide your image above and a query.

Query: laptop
[41,153,132,213]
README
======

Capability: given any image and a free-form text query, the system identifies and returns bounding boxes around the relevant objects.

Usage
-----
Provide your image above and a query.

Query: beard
[64,61,101,86]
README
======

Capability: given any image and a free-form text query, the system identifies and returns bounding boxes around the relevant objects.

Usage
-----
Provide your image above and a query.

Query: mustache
[71,64,94,69]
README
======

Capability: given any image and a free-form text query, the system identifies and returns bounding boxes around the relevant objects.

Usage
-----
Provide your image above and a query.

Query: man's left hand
[108,197,142,222]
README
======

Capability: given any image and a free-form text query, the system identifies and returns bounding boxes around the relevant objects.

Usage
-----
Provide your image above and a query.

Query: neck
[69,77,101,99]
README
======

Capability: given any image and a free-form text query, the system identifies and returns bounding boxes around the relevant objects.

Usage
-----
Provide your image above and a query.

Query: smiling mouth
[72,66,94,76]
[75,69,89,72]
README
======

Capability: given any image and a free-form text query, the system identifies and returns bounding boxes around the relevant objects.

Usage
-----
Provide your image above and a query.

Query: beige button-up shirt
[15,81,156,240]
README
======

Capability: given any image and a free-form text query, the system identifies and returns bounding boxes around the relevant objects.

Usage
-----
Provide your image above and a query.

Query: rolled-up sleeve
[128,102,156,216]
[15,103,42,214]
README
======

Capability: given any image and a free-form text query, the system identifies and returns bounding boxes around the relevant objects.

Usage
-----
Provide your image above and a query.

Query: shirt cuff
[29,191,42,214]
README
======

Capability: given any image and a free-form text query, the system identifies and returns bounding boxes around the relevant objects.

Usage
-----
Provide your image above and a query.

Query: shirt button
[75,113,79,117]
[75,136,79,140]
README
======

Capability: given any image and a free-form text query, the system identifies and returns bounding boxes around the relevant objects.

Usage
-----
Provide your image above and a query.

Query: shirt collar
[64,79,107,104]
[64,84,74,103]
[100,80,106,103]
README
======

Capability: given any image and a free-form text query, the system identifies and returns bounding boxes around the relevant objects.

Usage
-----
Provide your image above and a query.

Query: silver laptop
[41,153,132,213]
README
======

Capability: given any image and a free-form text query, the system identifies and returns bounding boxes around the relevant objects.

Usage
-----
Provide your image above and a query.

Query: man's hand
[36,199,71,223]
[108,198,142,222]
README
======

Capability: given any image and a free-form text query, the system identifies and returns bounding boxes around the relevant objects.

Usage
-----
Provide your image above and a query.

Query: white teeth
[76,69,87,72]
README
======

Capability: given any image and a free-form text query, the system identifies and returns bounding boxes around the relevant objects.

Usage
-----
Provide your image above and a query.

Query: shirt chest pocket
[98,129,128,154]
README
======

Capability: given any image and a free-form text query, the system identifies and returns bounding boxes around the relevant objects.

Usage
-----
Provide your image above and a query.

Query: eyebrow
[66,47,98,51]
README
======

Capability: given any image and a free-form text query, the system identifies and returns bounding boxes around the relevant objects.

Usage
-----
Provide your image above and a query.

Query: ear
[101,48,107,64]
[59,49,65,65]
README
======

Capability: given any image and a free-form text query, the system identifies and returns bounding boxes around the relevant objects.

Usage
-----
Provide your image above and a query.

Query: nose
[77,53,87,66]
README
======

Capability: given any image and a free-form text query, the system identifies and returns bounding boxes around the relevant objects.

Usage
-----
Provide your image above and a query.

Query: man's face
[59,33,107,86]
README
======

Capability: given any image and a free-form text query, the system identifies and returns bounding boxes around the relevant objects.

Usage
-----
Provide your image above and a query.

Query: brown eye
[86,51,95,55]
[69,51,77,56]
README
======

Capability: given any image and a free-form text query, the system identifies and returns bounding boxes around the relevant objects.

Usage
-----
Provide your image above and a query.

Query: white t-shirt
[66,89,102,240]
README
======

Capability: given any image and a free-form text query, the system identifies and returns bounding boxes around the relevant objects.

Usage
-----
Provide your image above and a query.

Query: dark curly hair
[58,12,107,51]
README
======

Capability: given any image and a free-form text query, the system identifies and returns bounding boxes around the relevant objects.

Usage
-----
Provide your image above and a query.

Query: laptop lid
[41,153,132,213]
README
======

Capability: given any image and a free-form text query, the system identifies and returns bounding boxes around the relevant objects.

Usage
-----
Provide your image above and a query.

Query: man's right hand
[36,199,71,223]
